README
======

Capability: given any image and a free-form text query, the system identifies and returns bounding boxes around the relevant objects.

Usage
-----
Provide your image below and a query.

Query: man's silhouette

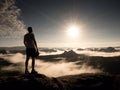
[24,27,38,74]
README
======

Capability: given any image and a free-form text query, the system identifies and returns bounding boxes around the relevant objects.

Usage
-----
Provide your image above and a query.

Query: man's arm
[32,34,38,49]
[34,39,37,48]
[23,36,27,47]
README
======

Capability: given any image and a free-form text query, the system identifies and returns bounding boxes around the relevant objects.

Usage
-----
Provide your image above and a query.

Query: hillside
[0,71,120,90]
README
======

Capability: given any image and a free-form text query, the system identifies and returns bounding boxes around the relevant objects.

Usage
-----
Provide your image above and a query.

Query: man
[24,27,38,74]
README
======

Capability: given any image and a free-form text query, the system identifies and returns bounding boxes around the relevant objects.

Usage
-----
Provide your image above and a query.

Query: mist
[0,53,102,77]
[76,50,120,57]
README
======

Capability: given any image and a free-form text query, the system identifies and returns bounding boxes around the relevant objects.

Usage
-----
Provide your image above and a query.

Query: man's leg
[31,57,38,74]
[31,57,35,71]
[25,56,30,74]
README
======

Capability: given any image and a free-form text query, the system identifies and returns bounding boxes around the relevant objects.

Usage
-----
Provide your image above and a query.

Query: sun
[67,25,79,38]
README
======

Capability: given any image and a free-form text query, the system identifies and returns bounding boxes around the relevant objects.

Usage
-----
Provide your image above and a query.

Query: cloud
[75,50,120,57]
[0,53,102,77]
[35,60,101,77]
[0,0,26,38]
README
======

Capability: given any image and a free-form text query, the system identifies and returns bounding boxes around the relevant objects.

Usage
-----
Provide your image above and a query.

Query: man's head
[28,27,33,33]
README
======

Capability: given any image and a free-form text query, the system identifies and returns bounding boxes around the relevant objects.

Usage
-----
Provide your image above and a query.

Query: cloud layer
[76,50,120,57]
[0,0,26,38]
[0,53,102,77]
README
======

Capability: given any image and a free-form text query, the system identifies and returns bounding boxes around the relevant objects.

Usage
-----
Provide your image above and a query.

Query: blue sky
[0,0,120,47]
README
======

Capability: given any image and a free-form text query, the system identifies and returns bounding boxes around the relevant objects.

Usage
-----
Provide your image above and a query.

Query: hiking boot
[24,70,29,76]
[31,70,38,74]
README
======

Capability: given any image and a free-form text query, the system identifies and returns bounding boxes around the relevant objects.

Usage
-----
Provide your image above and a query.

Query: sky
[0,0,120,48]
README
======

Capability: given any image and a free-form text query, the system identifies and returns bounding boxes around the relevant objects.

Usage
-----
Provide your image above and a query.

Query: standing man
[24,27,38,74]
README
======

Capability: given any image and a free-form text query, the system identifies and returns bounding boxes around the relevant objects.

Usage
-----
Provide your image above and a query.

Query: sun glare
[67,25,79,37]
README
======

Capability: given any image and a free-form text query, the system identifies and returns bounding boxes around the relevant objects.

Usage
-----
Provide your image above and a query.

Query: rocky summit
[0,71,120,90]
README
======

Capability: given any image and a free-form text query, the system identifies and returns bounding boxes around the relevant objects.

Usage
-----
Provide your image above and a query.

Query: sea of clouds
[1,47,120,77]
[75,50,120,57]
[0,52,101,77]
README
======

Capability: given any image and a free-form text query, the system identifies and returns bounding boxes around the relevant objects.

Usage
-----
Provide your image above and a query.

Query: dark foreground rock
[0,71,120,90]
